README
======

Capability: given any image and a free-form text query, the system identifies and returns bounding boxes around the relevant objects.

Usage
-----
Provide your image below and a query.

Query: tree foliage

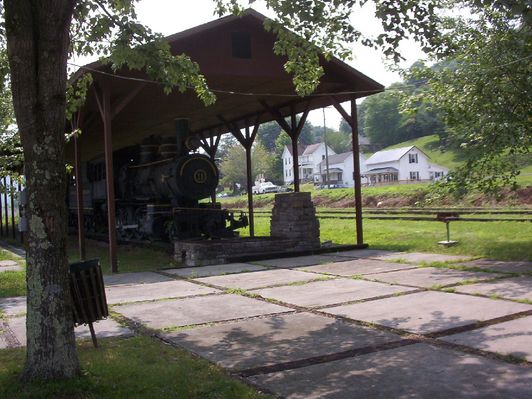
[219,142,277,186]
[413,3,531,194]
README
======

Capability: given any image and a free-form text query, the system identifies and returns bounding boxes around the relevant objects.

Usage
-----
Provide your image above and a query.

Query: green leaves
[70,0,216,106]
[414,7,532,195]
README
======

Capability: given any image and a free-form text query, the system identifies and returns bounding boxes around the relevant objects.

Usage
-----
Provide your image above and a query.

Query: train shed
[66,9,384,272]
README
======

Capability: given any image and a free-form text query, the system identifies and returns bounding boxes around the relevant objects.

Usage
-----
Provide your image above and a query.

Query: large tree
[2,0,213,381]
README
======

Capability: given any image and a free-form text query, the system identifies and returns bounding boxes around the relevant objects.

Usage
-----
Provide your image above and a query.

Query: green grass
[67,238,176,274]
[0,270,26,298]
[242,217,532,261]
[0,249,26,298]
[516,164,532,186]
[0,336,271,399]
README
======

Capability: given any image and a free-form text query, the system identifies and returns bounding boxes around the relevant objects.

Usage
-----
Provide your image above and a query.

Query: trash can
[69,259,108,347]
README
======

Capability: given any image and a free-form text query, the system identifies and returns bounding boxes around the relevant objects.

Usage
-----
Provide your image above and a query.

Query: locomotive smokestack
[175,118,189,157]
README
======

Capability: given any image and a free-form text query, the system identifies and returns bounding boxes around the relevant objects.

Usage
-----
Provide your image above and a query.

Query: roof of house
[284,144,308,156]
[302,143,322,155]
[366,146,416,165]
[319,151,352,167]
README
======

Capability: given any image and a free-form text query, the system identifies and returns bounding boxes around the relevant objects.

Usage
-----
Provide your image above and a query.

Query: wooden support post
[101,87,118,273]
[350,100,364,245]
[3,177,8,237]
[10,180,15,239]
[219,115,261,237]
[260,102,309,193]
[245,145,254,237]
[74,132,86,260]
[17,182,23,244]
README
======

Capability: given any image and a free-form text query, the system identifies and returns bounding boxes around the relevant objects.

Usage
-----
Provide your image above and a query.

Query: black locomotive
[69,119,248,241]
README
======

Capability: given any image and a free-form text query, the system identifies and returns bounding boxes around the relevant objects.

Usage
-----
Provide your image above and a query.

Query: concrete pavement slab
[440,316,532,361]
[1,317,132,349]
[368,267,498,288]
[113,294,292,329]
[164,263,267,278]
[253,255,347,268]
[333,248,400,259]
[165,312,401,371]
[103,271,174,286]
[195,269,320,290]
[254,279,416,308]
[374,252,472,264]
[248,343,532,399]
[299,258,418,276]
[0,259,22,272]
[105,280,219,305]
[322,291,532,334]
[0,265,22,272]
[454,277,532,301]
[0,260,17,267]
[456,259,532,274]
[0,297,26,317]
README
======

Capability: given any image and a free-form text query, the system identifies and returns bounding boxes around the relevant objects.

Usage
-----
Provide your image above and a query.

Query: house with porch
[282,142,335,184]
[364,145,448,185]
[317,151,368,187]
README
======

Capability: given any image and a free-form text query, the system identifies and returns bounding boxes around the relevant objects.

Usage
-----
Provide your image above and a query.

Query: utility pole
[323,108,330,189]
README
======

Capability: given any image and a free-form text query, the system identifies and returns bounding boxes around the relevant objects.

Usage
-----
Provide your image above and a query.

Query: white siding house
[282,143,336,184]
[364,146,448,185]
[317,152,368,187]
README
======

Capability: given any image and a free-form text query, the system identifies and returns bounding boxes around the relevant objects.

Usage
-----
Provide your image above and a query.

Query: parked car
[252,181,279,194]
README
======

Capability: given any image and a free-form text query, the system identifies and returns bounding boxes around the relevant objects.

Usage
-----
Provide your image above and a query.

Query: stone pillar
[270,192,320,250]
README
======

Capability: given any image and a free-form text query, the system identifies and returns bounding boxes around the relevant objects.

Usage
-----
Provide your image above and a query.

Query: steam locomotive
[69,119,248,241]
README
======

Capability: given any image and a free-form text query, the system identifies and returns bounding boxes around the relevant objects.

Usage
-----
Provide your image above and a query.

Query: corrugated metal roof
[366,146,414,165]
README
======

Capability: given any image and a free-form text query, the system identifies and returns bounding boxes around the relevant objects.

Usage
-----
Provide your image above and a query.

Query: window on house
[322,155,325,160]
[231,32,252,59]
[410,171,420,180]
[409,153,418,163]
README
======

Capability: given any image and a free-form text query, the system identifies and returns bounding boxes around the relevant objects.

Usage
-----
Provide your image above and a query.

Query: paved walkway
[1,250,531,398]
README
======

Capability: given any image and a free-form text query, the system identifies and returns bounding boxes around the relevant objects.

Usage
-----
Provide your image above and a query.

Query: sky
[73,0,426,129]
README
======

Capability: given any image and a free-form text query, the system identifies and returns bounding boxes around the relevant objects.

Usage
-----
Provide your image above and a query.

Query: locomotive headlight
[193,169,207,184]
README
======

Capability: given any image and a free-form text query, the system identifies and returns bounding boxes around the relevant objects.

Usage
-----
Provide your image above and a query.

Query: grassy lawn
[0,336,271,399]
[67,238,177,274]
[245,216,532,261]
[0,248,26,298]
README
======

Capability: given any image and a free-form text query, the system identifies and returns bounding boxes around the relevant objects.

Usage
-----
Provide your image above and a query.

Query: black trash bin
[69,259,108,347]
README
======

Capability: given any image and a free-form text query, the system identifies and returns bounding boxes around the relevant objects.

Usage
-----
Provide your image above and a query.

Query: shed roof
[67,9,384,161]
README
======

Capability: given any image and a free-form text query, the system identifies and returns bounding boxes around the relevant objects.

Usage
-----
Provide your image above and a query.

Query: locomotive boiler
[70,119,248,241]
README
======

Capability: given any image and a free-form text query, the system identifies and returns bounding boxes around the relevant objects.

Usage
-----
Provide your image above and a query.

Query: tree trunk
[4,0,80,381]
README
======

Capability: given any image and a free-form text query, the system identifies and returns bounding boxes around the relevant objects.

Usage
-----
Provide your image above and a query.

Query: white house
[317,152,368,187]
[364,145,448,185]
[282,143,336,185]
